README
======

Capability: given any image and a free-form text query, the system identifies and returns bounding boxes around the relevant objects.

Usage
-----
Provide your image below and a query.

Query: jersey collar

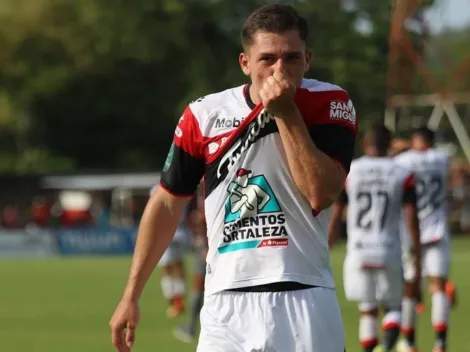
[243,84,256,110]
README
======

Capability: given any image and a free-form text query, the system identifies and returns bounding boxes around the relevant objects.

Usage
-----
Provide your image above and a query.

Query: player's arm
[275,110,347,211]
[124,189,189,301]
[328,188,348,248]
[122,106,205,302]
[402,173,422,286]
[274,92,356,211]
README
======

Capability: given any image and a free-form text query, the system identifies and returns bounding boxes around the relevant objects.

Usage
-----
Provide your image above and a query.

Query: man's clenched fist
[259,69,298,117]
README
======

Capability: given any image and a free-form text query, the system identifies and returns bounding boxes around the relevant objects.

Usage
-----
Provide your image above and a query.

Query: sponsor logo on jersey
[218,168,288,254]
[215,117,245,129]
[216,110,275,178]
[329,99,356,126]
[208,142,219,155]
[208,137,229,155]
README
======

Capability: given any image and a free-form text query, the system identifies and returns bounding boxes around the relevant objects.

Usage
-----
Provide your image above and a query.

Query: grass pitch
[0,237,469,352]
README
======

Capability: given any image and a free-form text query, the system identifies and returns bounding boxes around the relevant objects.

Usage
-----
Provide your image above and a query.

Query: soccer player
[174,182,207,342]
[150,185,191,318]
[109,4,357,351]
[395,127,452,352]
[329,124,421,352]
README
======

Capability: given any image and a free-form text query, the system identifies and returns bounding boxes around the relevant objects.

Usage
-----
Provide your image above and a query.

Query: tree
[1,0,410,171]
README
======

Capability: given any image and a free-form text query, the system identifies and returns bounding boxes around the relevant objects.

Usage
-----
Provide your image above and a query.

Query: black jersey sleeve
[309,124,356,172]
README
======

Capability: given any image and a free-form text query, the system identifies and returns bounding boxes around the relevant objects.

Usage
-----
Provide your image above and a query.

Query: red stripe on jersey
[174,106,204,159]
[208,103,264,161]
[204,131,234,164]
[404,173,415,189]
[295,89,358,135]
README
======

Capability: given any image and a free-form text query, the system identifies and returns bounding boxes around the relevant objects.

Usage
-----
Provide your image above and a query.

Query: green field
[1,237,469,352]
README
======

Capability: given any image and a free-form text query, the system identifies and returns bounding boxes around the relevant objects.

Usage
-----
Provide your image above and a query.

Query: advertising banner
[0,229,57,258]
[56,227,137,255]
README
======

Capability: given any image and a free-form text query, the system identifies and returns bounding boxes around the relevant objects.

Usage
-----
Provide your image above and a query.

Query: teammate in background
[329,124,421,352]
[150,185,191,318]
[173,182,208,343]
[394,127,453,352]
[110,4,357,351]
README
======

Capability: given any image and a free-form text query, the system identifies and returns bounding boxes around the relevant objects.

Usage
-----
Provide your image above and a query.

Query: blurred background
[0,0,470,351]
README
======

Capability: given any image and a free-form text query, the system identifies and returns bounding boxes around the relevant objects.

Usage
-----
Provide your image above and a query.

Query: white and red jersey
[339,156,415,268]
[160,78,358,295]
[395,148,450,244]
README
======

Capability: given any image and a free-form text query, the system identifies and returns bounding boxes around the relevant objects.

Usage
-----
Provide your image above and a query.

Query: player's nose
[273,58,286,72]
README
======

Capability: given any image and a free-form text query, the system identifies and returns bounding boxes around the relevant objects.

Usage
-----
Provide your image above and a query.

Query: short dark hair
[241,4,308,48]
[364,123,392,154]
[412,126,435,145]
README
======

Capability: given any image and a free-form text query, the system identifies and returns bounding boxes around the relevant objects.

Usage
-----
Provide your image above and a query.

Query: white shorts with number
[343,256,403,309]
[196,286,345,352]
[403,238,450,282]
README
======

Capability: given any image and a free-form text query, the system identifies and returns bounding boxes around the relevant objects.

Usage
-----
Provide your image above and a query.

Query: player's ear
[304,49,312,72]
[239,52,250,76]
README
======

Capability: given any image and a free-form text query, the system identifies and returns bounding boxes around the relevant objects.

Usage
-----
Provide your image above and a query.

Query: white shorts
[197,287,345,352]
[158,240,189,267]
[403,238,450,282]
[343,256,403,309]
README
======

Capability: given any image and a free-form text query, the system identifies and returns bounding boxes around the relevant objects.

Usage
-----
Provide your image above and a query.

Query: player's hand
[259,68,297,117]
[109,298,140,352]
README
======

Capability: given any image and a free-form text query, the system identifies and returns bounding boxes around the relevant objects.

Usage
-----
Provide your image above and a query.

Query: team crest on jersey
[218,168,288,254]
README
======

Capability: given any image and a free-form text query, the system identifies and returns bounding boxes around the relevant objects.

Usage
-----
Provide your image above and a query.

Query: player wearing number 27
[329,124,421,352]
[394,127,452,352]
